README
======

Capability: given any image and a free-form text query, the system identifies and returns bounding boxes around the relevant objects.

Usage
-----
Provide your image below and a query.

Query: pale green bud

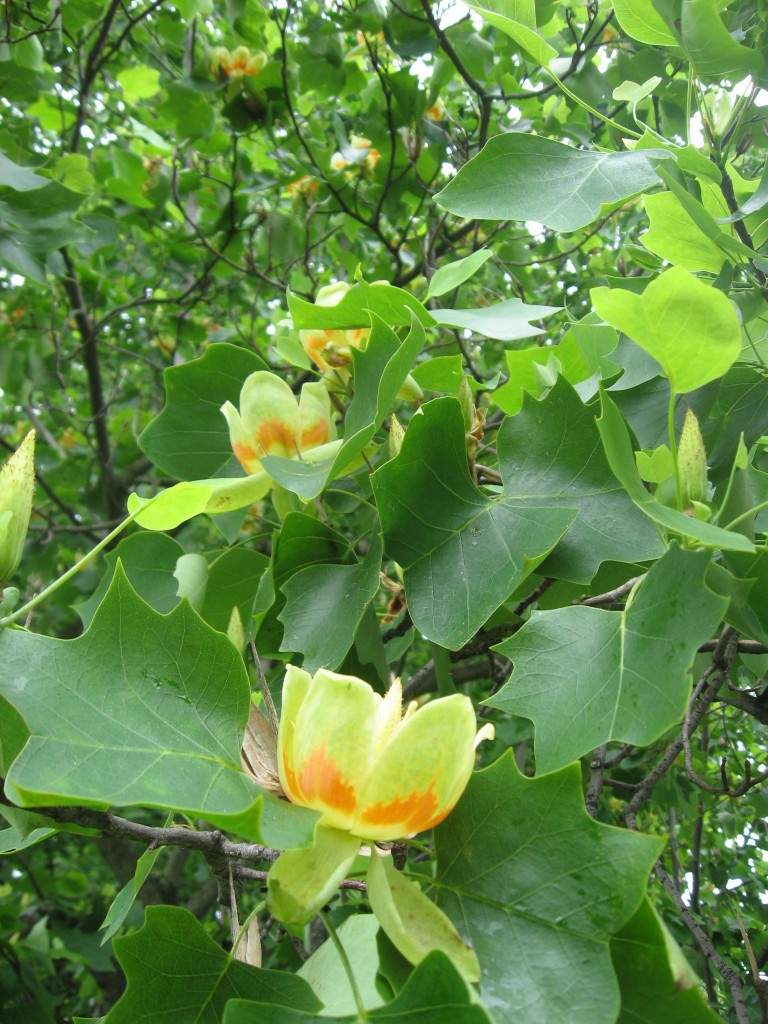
[678,409,707,506]
[0,430,35,589]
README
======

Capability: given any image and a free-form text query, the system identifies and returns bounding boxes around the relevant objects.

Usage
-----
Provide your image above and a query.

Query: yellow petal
[353,694,477,841]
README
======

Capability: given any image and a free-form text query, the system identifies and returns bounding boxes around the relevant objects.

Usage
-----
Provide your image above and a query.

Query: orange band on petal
[300,744,358,815]
[232,442,260,473]
[257,418,298,454]
[300,420,330,449]
[359,783,441,834]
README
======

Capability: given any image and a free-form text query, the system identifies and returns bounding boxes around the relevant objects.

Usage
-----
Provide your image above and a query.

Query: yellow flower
[0,430,35,588]
[221,371,337,491]
[278,667,494,842]
[299,281,370,373]
[210,45,267,81]
[425,98,445,121]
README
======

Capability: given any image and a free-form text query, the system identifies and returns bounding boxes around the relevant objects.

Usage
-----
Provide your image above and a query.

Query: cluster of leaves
[0,0,767,1022]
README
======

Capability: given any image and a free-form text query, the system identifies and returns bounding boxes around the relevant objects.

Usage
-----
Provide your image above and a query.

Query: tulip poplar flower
[0,430,35,591]
[277,666,493,841]
[210,45,267,81]
[221,371,338,500]
[299,281,370,374]
[268,667,492,969]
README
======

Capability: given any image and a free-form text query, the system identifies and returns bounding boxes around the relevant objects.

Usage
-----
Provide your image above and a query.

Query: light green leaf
[298,915,385,1016]
[427,249,493,298]
[492,335,591,414]
[642,192,725,273]
[488,546,727,772]
[99,842,164,945]
[435,135,669,232]
[117,65,163,103]
[288,281,433,330]
[105,905,322,1024]
[591,267,741,394]
[372,397,577,649]
[52,154,96,193]
[466,0,558,65]
[367,852,480,982]
[279,532,383,671]
[597,389,754,551]
[431,297,560,341]
[0,565,316,849]
[267,825,361,930]
[435,753,664,1024]
[611,0,678,44]
[411,355,465,393]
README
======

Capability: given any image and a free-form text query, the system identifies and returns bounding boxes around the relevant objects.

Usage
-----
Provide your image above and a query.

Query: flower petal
[353,694,477,840]
[297,380,335,448]
[277,665,312,806]
[289,669,379,832]
[238,372,302,459]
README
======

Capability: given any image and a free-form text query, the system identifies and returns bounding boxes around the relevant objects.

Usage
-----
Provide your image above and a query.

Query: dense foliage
[0,0,767,1021]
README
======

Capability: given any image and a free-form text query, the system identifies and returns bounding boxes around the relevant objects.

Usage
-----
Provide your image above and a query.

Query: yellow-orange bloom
[210,45,267,80]
[299,281,370,373]
[278,667,493,842]
[221,371,337,492]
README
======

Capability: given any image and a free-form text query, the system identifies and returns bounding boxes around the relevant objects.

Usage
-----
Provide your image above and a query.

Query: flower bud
[678,408,707,506]
[0,430,35,589]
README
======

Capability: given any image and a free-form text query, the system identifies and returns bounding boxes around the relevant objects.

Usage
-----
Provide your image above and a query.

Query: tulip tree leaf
[287,280,434,330]
[430,297,561,341]
[262,315,425,501]
[434,753,664,1024]
[298,916,385,1016]
[642,192,725,274]
[435,135,669,232]
[591,268,741,394]
[611,0,677,44]
[427,249,493,298]
[611,900,724,1024]
[372,397,577,649]
[487,546,727,773]
[498,378,663,582]
[0,565,317,849]
[224,951,493,1024]
[105,905,322,1024]
[139,343,267,480]
[466,0,558,66]
[279,532,383,671]
[597,389,754,551]
[680,0,764,78]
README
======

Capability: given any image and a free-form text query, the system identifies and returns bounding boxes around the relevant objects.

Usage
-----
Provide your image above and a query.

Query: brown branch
[655,860,750,1024]
[59,250,122,519]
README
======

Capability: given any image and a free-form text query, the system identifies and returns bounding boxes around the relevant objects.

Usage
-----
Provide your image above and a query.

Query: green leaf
[435,753,664,1024]
[372,397,577,649]
[597,389,754,551]
[267,825,361,930]
[0,151,49,191]
[427,249,493,298]
[117,65,163,103]
[225,951,492,1023]
[591,268,741,394]
[298,915,385,1016]
[279,532,383,671]
[680,0,765,79]
[139,343,267,480]
[99,843,164,945]
[262,315,425,501]
[612,900,724,1024]
[288,280,434,330]
[435,135,669,232]
[105,905,322,1024]
[431,297,560,341]
[367,852,480,982]
[0,565,316,848]
[411,355,465,393]
[51,154,96,193]
[491,334,591,414]
[466,0,558,65]
[498,378,663,582]
[642,192,725,273]
[487,546,727,772]
[611,0,678,44]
